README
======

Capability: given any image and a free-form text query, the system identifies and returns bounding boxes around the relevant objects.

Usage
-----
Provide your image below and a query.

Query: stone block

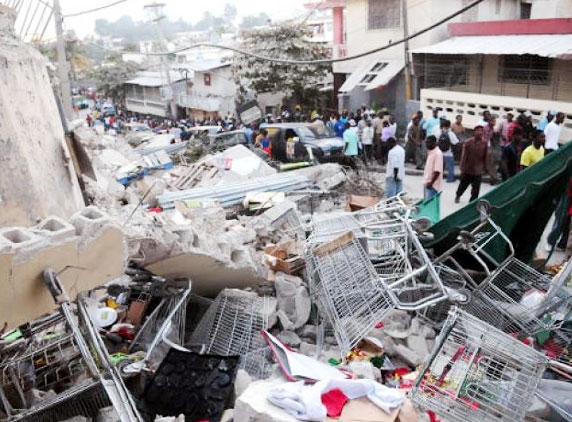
[393,344,424,367]
[70,206,111,236]
[35,216,76,242]
[277,331,302,348]
[234,378,300,422]
[0,227,42,251]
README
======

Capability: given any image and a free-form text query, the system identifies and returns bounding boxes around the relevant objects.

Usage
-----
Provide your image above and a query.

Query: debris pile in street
[1,124,572,422]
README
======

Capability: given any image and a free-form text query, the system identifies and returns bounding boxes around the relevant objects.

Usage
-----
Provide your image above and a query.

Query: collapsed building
[0,5,572,422]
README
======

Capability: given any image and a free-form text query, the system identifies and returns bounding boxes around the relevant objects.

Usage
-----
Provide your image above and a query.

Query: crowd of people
[398,107,566,205]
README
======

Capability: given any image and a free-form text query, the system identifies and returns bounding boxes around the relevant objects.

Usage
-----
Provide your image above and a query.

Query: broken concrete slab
[277,331,302,348]
[234,378,301,422]
[274,273,311,330]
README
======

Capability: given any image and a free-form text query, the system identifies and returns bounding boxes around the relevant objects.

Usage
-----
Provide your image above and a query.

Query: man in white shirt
[385,137,405,198]
[361,120,374,164]
[544,112,564,153]
[433,119,460,183]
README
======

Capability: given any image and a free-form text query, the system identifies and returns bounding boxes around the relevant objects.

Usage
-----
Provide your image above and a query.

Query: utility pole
[144,2,177,120]
[53,0,73,123]
[402,0,412,101]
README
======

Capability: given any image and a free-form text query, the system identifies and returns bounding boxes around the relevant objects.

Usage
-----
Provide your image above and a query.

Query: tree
[232,23,330,107]
[239,13,270,29]
[88,58,142,101]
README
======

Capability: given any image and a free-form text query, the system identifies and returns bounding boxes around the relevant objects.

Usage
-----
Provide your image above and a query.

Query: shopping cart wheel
[457,230,476,244]
[42,268,63,300]
[413,217,432,233]
[477,199,492,217]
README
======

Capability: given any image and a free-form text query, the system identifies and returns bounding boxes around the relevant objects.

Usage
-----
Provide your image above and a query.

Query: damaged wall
[0,6,84,227]
[0,208,127,329]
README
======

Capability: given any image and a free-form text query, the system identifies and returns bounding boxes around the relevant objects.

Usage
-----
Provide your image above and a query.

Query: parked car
[72,96,89,109]
[259,122,345,163]
[208,130,249,152]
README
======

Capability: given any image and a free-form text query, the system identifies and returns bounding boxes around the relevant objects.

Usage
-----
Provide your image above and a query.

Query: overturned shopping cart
[0,269,141,422]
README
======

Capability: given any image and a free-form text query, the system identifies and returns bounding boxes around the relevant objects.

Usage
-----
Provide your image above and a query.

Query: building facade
[317,0,571,125]
[124,71,186,118]
[412,17,572,141]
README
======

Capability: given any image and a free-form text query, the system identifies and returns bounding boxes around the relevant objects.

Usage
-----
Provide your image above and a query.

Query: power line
[63,0,127,18]
[144,0,485,65]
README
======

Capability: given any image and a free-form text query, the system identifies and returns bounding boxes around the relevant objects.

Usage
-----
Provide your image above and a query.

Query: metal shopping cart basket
[0,269,141,422]
[410,307,550,422]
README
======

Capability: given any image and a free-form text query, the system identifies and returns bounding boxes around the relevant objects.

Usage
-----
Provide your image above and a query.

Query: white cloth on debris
[267,378,405,421]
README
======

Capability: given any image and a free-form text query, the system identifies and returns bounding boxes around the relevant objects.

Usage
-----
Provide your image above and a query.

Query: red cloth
[321,388,349,418]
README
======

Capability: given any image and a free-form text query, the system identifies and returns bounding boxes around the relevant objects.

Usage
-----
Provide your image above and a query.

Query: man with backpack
[433,119,459,183]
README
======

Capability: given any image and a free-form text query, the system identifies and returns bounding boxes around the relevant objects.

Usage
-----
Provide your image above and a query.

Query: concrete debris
[274,273,311,329]
[277,330,302,348]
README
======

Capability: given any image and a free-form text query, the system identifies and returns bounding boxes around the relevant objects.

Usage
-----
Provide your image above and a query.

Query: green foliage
[88,59,142,100]
[232,23,331,101]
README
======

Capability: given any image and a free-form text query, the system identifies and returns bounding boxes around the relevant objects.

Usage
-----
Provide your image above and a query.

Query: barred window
[499,55,550,85]
[368,0,401,30]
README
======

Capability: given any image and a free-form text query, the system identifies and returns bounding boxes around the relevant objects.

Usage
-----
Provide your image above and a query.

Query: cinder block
[35,216,76,242]
[0,227,42,251]
[70,206,111,236]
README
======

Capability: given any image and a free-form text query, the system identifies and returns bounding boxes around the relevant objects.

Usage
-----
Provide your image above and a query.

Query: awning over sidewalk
[338,59,404,93]
[411,34,572,60]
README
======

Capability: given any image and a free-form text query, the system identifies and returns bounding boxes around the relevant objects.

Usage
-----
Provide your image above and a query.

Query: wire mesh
[411,308,549,422]
[189,289,271,357]
[365,218,410,283]
[13,381,112,422]
[239,347,275,381]
[305,231,397,351]
[463,258,569,336]
[129,291,190,366]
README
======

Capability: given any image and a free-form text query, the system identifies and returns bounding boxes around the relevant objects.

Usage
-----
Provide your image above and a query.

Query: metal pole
[145,2,177,120]
[402,0,412,100]
[53,0,73,122]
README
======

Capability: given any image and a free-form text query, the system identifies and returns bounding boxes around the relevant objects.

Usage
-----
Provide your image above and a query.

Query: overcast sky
[58,0,310,38]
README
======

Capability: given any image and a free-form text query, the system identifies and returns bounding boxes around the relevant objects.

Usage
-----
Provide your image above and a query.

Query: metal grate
[462,258,567,336]
[411,308,549,422]
[189,289,271,357]
[305,231,397,351]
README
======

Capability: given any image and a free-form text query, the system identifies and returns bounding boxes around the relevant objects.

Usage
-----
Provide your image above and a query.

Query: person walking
[520,130,545,170]
[361,120,374,164]
[406,114,425,170]
[455,125,488,204]
[544,112,564,154]
[343,121,359,170]
[385,137,405,198]
[433,119,459,183]
[423,135,443,200]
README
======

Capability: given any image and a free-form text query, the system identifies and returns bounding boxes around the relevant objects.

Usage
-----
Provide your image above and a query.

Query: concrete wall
[420,87,572,142]
[0,6,84,227]
[190,66,236,117]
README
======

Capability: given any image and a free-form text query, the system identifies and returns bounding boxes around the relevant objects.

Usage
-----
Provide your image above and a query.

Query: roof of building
[339,59,404,93]
[411,34,572,60]
[125,71,186,87]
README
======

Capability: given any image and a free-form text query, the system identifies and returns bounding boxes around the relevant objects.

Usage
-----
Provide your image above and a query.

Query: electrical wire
[143,0,486,65]
[63,0,127,18]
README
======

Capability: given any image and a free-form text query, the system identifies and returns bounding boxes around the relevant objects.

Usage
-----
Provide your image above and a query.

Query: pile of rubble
[1,124,571,422]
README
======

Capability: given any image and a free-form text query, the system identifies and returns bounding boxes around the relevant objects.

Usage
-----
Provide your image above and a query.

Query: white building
[124,71,186,118]
[176,60,236,120]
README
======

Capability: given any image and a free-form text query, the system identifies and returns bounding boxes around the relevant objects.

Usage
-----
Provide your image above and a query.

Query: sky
[58,0,310,38]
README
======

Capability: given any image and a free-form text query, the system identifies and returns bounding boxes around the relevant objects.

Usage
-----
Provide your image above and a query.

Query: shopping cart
[0,268,141,422]
[410,307,550,422]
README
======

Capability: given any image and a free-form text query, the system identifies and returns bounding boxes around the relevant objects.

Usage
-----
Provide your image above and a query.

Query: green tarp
[424,141,572,264]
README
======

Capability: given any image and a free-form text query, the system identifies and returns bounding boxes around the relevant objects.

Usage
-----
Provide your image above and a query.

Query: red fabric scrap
[321,388,349,418]
[427,410,441,422]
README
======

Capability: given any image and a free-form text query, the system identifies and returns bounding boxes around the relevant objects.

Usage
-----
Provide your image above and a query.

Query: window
[359,62,388,85]
[204,73,211,86]
[499,55,550,85]
[368,0,400,30]
[520,2,532,19]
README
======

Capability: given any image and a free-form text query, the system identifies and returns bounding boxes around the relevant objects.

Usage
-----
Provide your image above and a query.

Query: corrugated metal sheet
[339,59,404,93]
[411,34,572,59]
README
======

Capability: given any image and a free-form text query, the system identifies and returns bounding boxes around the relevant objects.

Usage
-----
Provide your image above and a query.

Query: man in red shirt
[455,125,489,204]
